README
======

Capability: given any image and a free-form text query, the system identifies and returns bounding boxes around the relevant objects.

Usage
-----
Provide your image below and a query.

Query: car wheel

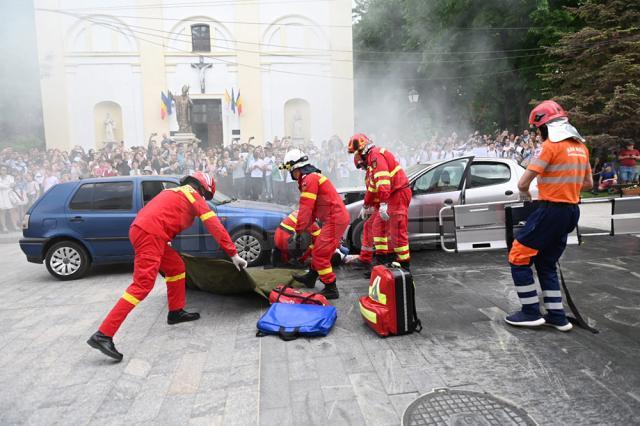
[350,220,364,252]
[232,229,266,267]
[45,240,91,280]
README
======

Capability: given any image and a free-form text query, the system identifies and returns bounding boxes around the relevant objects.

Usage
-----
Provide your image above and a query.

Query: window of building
[69,182,133,210]
[191,24,211,52]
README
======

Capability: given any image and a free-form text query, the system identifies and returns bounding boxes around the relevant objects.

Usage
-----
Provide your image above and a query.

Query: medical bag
[269,284,330,306]
[256,303,337,341]
[359,264,422,337]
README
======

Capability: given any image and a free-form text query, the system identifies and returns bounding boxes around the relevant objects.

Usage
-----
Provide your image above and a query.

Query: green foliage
[540,0,640,148]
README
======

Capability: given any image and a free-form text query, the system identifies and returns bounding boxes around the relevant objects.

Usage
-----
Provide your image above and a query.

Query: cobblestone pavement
[0,236,639,425]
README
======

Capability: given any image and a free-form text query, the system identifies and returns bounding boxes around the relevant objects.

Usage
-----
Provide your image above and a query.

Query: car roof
[75,175,180,184]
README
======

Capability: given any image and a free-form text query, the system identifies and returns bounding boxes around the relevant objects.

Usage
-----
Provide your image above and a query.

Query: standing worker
[505,100,593,332]
[280,149,350,299]
[87,172,247,361]
[344,153,378,275]
[348,134,412,271]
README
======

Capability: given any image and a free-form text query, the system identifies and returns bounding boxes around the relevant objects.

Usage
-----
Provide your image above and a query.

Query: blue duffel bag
[256,303,337,341]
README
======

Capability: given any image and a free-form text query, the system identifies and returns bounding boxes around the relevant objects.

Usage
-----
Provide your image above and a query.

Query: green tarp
[181,253,304,299]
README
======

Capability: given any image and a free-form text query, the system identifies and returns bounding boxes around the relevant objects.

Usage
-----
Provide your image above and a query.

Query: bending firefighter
[506,100,593,332]
[280,149,350,299]
[87,172,247,361]
[344,152,378,274]
[348,133,412,271]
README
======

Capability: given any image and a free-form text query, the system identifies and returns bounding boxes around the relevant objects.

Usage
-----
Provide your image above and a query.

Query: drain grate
[402,388,536,426]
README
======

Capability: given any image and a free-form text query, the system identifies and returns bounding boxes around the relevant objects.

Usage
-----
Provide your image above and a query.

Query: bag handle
[274,278,295,304]
[278,326,300,341]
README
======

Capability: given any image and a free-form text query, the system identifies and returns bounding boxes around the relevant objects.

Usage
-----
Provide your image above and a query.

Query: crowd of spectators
[0,128,636,232]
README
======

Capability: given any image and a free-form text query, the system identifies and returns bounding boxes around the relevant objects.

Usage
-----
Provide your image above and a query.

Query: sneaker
[504,311,545,328]
[543,315,573,332]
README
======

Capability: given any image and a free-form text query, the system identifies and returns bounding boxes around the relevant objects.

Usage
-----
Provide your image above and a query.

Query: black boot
[293,269,319,288]
[320,281,340,300]
[167,309,200,325]
[87,331,123,362]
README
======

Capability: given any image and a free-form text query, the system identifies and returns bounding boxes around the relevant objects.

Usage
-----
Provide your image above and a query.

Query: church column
[233,1,264,144]
[329,0,354,140]
[137,0,169,140]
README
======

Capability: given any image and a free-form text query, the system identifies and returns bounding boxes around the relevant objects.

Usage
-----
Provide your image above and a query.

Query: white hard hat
[280,149,309,171]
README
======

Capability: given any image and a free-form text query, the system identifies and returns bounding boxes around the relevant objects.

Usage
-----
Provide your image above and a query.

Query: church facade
[34,0,354,150]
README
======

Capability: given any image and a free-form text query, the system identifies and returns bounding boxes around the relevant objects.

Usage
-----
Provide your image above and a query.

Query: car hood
[217,199,291,214]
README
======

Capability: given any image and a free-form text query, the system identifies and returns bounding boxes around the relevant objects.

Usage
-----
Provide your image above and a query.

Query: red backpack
[269,284,330,306]
[359,264,422,337]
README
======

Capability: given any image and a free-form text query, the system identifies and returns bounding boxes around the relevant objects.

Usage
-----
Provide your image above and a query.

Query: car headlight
[21,214,30,230]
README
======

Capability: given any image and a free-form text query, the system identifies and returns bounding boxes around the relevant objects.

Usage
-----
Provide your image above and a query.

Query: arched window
[191,24,211,52]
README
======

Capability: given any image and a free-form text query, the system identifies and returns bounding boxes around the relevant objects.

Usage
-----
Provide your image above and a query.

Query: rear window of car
[69,182,133,210]
[142,181,178,205]
[467,163,511,188]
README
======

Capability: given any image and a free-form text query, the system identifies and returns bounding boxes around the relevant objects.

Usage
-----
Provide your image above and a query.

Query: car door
[463,160,519,204]
[66,181,136,260]
[408,157,473,238]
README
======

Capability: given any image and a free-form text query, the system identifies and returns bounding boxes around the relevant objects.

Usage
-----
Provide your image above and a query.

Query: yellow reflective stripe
[280,222,295,232]
[376,180,391,187]
[317,266,333,276]
[200,211,216,221]
[122,292,140,306]
[311,229,321,237]
[374,171,390,178]
[360,302,377,324]
[288,214,298,223]
[389,165,402,177]
[397,253,410,260]
[375,245,388,250]
[367,187,378,193]
[380,148,386,154]
[394,245,410,252]
[373,237,388,242]
[165,272,186,283]
[369,275,387,304]
[318,175,328,185]
[180,187,196,203]
[301,192,317,200]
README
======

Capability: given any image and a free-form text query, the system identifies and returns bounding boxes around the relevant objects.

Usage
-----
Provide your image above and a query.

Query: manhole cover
[402,388,536,426]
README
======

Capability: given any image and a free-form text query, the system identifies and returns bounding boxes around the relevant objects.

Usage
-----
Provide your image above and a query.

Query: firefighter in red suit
[280,149,350,299]
[273,210,321,264]
[344,153,378,272]
[87,172,247,361]
[348,134,412,270]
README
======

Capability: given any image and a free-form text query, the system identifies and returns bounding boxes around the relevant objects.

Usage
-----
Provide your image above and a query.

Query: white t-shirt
[44,175,59,192]
[250,159,265,178]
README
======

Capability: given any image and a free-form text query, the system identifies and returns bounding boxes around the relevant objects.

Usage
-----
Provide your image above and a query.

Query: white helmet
[279,149,309,171]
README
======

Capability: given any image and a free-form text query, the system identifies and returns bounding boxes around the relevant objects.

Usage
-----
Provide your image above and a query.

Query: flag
[224,89,231,110]
[230,88,236,114]
[161,91,172,119]
[236,90,243,115]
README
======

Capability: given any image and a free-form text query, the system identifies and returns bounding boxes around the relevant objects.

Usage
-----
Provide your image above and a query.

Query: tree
[539,0,640,148]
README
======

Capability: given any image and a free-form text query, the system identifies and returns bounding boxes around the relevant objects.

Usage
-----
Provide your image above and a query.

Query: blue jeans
[619,166,636,182]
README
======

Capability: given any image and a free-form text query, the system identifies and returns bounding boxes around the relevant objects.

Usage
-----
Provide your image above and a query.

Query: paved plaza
[0,235,639,425]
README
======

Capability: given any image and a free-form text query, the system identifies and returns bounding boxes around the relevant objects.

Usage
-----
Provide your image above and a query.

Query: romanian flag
[161,91,172,119]
[236,90,243,115]
[230,88,236,114]
[224,89,231,110]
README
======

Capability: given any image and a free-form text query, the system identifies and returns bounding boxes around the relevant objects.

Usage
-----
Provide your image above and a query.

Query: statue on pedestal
[292,110,304,140]
[172,85,193,133]
[104,113,116,142]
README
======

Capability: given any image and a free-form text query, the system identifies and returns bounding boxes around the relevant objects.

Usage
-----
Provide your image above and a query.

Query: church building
[34,0,354,150]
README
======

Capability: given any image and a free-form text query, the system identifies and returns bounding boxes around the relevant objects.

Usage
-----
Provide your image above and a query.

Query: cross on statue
[191,56,213,94]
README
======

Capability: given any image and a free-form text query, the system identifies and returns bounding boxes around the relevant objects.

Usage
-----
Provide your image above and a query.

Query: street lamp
[408,88,419,104]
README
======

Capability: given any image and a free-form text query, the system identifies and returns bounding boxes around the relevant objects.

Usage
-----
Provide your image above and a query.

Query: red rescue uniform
[360,165,380,264]
[367,147,411,263]
[99,185,237,337]
[296,172,349,284]
[274,210,321,263]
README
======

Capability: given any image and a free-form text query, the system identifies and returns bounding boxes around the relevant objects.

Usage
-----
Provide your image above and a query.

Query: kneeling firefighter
[87,172,247,361]
[348,133,412,271]
[280,149,350,299]
[505,100,593,332]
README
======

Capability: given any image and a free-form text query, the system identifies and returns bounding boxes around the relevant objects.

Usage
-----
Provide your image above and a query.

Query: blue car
[19,176,289,280]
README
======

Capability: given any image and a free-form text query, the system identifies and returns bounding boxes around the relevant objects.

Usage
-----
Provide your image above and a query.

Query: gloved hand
[379,203,389,221]
[231,254,248,271]
[358,206,367,219]
[518,191,532,202]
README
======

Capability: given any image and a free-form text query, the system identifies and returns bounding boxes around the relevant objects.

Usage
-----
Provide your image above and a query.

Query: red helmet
[529,100,568,128]
[182,171,215,200]
[348,133,373,154]
[353,153,365,169]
